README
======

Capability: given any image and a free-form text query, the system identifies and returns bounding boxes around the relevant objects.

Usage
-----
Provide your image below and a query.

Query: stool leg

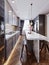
[41,43,45,52]
[25,45,28,57]
[46,44,49,52]
[20,44,24,61]
[44,43,47,59]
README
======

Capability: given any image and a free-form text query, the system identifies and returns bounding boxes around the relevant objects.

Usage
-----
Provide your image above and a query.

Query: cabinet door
[5,0,10,24]
[6,38,13,59]
[13,35,16,47]
[13,14,17,26]
[0,0,4,17]
[16,32,20,41]
[39,15,45,35]
[8,11,13,25]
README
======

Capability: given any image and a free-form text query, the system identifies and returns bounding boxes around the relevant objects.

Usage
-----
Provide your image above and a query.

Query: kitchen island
[25,31,49,63]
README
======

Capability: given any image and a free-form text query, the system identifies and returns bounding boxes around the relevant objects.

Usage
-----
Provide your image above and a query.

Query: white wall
[23,20,30,31]
[46,14,49,38]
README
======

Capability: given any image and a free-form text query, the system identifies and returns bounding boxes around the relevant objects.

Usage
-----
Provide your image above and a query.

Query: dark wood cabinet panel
[33,15,45,35]
[39,15,45,35]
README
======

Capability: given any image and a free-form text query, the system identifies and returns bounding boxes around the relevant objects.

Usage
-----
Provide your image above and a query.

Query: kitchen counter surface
[25,31,49,63]
[5,31,20,40]
[25,31,49,42]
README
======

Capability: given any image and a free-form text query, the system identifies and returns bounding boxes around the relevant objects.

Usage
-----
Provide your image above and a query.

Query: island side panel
[33,40,39,63]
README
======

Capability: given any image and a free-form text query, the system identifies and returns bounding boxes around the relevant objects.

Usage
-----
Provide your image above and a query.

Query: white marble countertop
[5,31,20,40]
[25,31,49,42]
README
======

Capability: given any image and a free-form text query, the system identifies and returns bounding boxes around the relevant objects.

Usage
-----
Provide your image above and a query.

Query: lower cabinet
[13,32,20,47]
[5,33,20,59]
[13,35,16,48]
[5,38,13,59]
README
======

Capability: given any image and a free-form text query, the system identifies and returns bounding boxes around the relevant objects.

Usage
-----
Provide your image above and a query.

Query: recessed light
[12,0,15,3]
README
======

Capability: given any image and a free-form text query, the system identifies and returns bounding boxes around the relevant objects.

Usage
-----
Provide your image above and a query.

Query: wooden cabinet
[33,15,45,35]
[6,38,13,59]
[39,15,45,35]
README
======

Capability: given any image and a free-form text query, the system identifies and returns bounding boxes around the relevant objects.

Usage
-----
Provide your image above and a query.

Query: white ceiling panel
[7,0,49,20]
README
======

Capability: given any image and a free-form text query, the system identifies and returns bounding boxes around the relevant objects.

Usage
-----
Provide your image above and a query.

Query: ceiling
[7,0,49,20]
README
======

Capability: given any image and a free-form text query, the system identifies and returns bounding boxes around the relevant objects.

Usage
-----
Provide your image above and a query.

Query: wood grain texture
[22,47,49,65]
[4,35,49,65]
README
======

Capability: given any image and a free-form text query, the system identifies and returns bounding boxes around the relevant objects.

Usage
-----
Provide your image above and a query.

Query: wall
[46,14,49,38]
[23,20,30,31]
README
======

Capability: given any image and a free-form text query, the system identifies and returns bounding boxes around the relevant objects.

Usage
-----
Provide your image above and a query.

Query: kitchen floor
[22,48,49,65]
[4,36,49,65]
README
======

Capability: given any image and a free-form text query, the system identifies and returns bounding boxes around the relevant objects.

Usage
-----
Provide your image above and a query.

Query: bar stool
[20,35,28,63]
[40,40,49,53]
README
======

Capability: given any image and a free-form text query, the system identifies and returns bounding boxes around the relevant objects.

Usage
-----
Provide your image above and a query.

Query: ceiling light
[12,0,15,3]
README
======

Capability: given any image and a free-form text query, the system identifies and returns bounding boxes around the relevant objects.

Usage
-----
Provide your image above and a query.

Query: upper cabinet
[5,0,10,24]
[8,10,13,25]
[17,17,20,27]
[5,0,19,26]
[12,13,17,26]
[39,15,45,35]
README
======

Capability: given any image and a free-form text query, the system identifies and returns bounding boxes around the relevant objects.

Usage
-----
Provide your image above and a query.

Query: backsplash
[5,24,17,33]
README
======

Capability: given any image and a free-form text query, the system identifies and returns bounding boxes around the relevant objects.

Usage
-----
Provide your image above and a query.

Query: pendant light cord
[31,3,32,20]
